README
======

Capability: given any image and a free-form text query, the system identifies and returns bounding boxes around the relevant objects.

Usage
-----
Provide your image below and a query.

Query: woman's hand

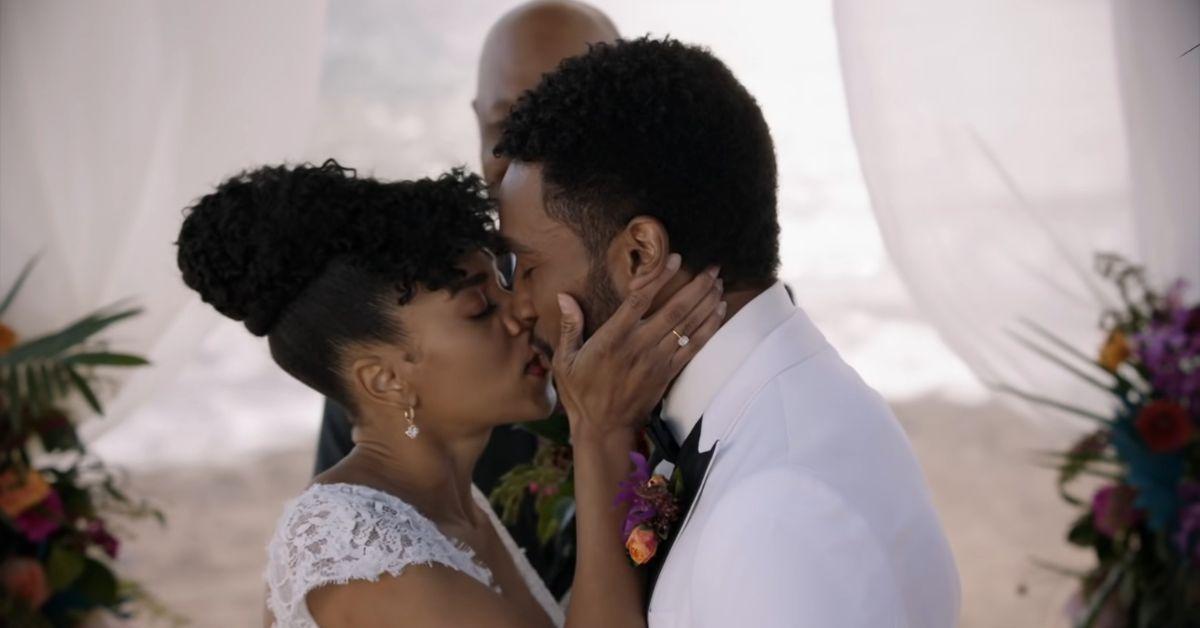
[552,253,725,440]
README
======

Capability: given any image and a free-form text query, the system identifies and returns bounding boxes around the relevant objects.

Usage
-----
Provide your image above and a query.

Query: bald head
[474,1,618,188]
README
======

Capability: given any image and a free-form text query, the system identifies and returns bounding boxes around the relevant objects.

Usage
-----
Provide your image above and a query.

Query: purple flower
[1174,483,1200,562]
[616,452,657,538]
[623,501,658,539]
[14,491,64,543]
[615,451,652,507]
[1133,280,1200,411]
[86,519,120,559]
[1091,484,1142,537]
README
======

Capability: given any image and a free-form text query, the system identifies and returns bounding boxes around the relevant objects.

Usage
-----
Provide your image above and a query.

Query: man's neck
[661,279,788,443]
[718,284,769,325]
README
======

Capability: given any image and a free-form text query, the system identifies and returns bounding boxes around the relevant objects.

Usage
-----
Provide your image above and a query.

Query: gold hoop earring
[403,406,419,439]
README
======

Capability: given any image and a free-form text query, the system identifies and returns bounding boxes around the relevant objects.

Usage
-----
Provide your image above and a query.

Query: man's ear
[609,215,671,292]
[351,355,417,410]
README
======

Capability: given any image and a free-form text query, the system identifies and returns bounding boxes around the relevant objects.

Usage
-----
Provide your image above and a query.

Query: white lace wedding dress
[264,482,565,627]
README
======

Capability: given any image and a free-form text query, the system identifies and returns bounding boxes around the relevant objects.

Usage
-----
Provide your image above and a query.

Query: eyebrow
[498,235,534,255]
[447,272,488,295]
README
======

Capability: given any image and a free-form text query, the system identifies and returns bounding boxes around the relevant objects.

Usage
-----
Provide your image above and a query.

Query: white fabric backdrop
[91,0,990,469]
[0,0,328,438]
[1112,1,1200,289]
[834,0,1199,428]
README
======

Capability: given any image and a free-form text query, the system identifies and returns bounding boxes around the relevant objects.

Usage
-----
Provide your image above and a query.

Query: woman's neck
[330,412,492,527]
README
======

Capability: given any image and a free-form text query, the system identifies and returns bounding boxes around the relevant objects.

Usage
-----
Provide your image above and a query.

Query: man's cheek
[537,302,561,343]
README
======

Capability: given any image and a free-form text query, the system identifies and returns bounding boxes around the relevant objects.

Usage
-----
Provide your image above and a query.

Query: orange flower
[0,470,51,519]
[0,557,50,608]
[0,322,15,355]
[625,525,659,565]
[1099,330,1131,372]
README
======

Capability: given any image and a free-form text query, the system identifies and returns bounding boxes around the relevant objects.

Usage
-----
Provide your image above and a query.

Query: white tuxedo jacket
[648,283,960,628]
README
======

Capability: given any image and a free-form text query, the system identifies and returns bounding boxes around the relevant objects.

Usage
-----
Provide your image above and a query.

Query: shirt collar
[661,281,796,445]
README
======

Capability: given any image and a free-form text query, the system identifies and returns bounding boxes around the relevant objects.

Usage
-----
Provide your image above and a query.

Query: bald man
[312,0,618,596]
[474,0,618,190]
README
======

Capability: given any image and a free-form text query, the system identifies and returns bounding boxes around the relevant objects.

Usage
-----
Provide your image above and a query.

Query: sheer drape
[833,0,1199,427]
[0,0,328,437]
[1111,1,1200,290]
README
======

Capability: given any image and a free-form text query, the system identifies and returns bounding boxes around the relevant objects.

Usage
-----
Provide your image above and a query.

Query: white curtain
[833,0,1199,428]
[0,0,328,437]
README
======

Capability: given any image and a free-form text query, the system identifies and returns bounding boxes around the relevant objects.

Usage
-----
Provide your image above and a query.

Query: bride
[175,160,723,627]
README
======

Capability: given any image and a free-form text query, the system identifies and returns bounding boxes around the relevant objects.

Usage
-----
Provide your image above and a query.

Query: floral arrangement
[0,259,171,627]
[1005,255,1199,627]
[489,414,577,585]
[490,414,685,569]
[615,452,681,565]
[489,415,576,545]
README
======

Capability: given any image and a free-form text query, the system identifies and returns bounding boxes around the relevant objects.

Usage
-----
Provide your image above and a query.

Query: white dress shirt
[650,282,960,628]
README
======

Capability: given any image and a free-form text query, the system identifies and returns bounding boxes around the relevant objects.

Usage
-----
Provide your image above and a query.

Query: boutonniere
[616,452,682,566]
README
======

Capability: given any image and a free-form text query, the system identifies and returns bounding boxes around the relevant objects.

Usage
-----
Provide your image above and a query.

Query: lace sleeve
[265,484,496,628]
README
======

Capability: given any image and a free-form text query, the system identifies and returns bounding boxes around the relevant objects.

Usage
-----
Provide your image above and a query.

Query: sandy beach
[113,396,1089,628]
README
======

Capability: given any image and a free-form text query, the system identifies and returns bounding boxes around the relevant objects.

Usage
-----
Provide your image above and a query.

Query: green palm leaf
[64,352,150,367]
[1018,318,1147,392]
[1007,329,1120,396]
[0,306,142,365]
[65,365,103,415]
[24,364,44,418]
[0,255,39,319]
[989,382,1114,424]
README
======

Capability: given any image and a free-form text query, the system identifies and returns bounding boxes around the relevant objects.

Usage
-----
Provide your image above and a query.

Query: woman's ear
[610,215,671,292]
[351,356,417,409]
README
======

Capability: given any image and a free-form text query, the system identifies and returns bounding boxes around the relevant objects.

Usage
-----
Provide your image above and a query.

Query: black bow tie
[645,413,716,600]
[647,413,681,464]
[647,413,714,505]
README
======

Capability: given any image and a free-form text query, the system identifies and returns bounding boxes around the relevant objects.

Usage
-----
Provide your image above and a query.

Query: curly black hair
[176,160,498,411]
[495,36,779,286]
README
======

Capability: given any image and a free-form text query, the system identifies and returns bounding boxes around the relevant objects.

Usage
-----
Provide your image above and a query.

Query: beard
[579,256,622,338]
[532,256,622,360]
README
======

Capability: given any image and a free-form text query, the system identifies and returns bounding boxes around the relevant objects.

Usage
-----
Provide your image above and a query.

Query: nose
[483,154,511,193]
[500,276,536,337]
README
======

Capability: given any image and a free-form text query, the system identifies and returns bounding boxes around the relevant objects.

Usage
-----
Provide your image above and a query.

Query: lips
[524,351,549,378]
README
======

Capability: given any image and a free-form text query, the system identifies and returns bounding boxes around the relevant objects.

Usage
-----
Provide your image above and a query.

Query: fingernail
[707,266,720,278]
[557,293,571,314]
[716,278,724,292]
[667,254,682,271]
[718,301,728,317]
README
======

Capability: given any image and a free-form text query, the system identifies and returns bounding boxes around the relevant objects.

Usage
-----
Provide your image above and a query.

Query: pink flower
[86,519,120,559]
[14,491,65,543]
[625,525,659,565]
[1091,484,1142,537]
[0,557,51,608]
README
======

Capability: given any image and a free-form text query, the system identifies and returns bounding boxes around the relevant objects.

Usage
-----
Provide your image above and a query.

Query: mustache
[531,335,556,360]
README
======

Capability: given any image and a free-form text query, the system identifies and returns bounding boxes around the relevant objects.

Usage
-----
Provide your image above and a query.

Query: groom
[495,37,961,626]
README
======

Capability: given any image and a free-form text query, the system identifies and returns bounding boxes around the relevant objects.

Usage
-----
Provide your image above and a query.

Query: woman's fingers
[554,293,586,371]
[636,264,720,344]
[654,276,723,351]
[606,253,684,332]
[668,298,727,375]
